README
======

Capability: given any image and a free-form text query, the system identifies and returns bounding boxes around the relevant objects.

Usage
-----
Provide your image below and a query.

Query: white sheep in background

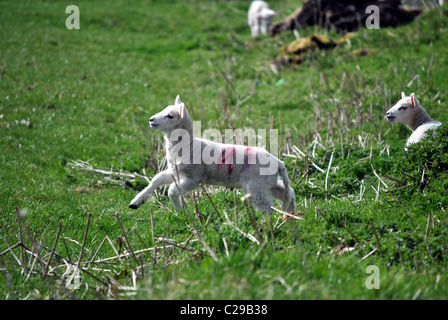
[248,1,276,37]
[129,95,296,215]
[385,92,441,150]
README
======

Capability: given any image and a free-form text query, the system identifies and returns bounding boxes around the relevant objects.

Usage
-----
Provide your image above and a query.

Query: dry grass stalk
[359,248,378,262]
[88,237,107,268]
[267,214,276,251]
[2,237,22,267]
[270,206,305,221]
[325,151,334,201]
[222,237,229,257]
[188,193,205,226]
[69,159,150,187]
[425,212,437,265]
[150,208,157,267]
[91,241,197,264]
[25,238,43,282]
[200,184,223,222]
[233,189,238,221]
[14,207,25,263]
[223,209,261,245]
[370,221,382,255]
[172,175,219,262]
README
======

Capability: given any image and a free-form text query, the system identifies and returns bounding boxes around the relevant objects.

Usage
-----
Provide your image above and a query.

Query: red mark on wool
[219,147,235,175]
[245,147,253,169]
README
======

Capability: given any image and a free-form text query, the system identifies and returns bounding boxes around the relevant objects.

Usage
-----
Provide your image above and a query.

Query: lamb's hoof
[128,204,139,210]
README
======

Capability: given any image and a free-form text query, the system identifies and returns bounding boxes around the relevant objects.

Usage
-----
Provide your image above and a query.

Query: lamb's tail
[278,161,296,212]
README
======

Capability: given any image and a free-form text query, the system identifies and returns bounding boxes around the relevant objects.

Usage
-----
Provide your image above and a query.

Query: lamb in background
[129,95,296,215]
[385,92,441,150]
[248,1,276,37]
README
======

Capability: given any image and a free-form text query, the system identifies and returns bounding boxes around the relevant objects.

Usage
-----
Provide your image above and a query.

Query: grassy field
[1,0,448,300]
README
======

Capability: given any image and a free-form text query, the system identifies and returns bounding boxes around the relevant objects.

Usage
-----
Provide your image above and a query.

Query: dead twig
[77,213,91,269]
[370,221,382,256]
[381,173,407,185]
[339,221,362,245]
[86,237,107,269]
[115,213,139,267]
[43,222,63,279]
[200,184,223,222]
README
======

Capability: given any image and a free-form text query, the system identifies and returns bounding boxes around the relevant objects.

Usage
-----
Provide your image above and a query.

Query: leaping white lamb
[248,1,276,38]
[129,95,296,215]
[385,92,441,150]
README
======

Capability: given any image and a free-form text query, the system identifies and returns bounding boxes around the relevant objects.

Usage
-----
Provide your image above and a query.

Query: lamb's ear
[175,95,182,105]
[401,92,406,99]
[410,93,419,107]
[178,102,187,119]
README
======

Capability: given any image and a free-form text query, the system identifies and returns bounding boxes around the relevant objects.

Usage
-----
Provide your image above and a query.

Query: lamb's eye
[398,106,407,111]
[166,114,174,119]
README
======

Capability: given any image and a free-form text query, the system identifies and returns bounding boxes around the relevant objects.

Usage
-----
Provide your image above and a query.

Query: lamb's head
[385,92,420,126]
[258,8,275,23]
[149,95,192,133]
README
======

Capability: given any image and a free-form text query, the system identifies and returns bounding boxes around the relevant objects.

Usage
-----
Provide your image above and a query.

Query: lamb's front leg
[128,170,173,209]
[260,21,268,35]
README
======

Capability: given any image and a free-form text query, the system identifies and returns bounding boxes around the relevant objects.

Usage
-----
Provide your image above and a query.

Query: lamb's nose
[385,111,390,116]
[149,117,154,122]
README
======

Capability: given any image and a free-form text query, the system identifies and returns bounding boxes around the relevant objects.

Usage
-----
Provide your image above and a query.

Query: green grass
[1,0,448,300]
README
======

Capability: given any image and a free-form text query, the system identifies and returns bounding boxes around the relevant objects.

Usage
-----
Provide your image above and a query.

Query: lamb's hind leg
[271,182,286,209]
[272,182,296,212]
[246,182,274,215]
[248,181,277,249]
[168,178,200,212]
